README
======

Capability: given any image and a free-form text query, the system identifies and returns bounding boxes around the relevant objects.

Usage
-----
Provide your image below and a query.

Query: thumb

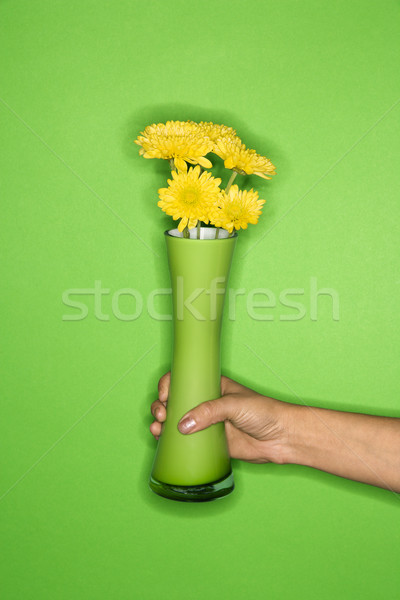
[178,396,235,434]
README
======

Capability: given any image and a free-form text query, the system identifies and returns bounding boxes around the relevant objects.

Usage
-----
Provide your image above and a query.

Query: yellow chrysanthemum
[158,165,222,232]
[209,185,265,233]
[135,120,214,172]
[190,121,240,144]
[214,137,276,179]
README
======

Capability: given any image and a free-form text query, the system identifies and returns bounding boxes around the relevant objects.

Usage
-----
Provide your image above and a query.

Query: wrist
[273,402,309,465]
[282,403,325,467]
[257,398,303,465]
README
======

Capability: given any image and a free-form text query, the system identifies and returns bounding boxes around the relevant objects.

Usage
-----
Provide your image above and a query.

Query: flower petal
[175,157,188,172]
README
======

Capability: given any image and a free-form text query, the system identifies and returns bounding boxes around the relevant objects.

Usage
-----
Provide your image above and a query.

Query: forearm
[283,404,400,492]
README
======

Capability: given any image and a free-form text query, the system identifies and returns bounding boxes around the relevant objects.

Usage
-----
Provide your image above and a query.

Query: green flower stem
[169,158,176,172]
[197,221,201,239]
[214,172,238,238]
[225,170,238,195]
[183,226,190,239]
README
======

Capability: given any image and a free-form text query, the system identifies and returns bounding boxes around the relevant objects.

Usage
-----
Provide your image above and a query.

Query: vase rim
[165,227,237,240]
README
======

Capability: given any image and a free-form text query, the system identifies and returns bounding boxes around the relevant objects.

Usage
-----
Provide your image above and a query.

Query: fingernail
[178,417,196,434]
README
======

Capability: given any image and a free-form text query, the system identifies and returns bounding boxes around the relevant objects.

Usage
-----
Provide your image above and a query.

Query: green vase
[149,227,237,501]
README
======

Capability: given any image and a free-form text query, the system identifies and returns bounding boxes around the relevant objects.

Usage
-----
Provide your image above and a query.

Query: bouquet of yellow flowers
[135,120,276,238]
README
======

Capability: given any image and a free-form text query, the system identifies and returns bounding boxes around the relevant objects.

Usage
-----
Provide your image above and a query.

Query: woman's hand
[151,372,400,491]
[150,372,291,464]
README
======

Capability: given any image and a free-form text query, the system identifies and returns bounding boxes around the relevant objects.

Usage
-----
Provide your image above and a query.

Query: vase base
[149,471,234,502]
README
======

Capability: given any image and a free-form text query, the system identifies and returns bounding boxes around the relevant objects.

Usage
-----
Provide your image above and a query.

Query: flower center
[225,201,242,221]
[182,189,199,205]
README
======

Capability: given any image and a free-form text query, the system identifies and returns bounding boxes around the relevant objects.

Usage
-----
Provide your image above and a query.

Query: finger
[220,375,245,396]
[151,400,167,422]
[158,372,171,404]
[178,395,239,435]
[150,421,162,438]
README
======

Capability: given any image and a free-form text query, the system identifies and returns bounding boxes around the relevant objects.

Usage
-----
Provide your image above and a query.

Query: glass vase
[149,227,237,501]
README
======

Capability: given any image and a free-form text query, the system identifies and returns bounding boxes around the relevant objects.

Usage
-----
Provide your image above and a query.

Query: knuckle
[151,401,163,418]
[158,371,171,392]
[200,400,215,422]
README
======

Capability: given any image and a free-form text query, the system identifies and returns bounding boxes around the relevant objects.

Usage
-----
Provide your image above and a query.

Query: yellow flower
[191,121,240,144]
[209,185,265,233]
[135,121,214,172]
[214,137,276,179]
[158,165,222,232]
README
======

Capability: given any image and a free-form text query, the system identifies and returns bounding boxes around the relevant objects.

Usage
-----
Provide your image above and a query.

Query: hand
[151,374,400,490]
[150,372,291,464]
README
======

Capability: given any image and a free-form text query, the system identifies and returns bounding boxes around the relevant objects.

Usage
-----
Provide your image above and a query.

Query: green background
[1,0,399,598]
